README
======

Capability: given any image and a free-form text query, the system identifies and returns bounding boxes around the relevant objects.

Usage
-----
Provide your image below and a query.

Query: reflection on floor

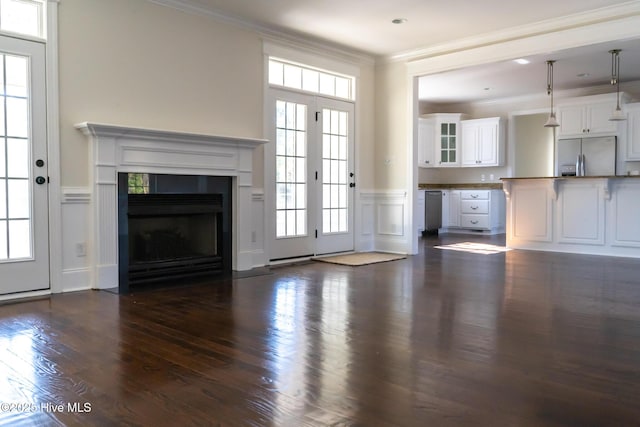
[435,241,512,255]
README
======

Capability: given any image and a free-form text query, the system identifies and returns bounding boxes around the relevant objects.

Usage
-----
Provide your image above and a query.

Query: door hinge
[315,171,318,180]
[315,229,318,238]
[315,112,320,122]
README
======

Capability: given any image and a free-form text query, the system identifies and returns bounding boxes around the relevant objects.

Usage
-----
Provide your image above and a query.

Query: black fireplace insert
[117,173,232,292]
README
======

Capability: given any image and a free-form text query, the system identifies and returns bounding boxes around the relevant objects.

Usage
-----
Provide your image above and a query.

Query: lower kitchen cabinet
[442,189,505,234]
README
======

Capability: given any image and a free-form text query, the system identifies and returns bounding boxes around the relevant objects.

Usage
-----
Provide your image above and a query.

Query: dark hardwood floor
[1,234,640,426]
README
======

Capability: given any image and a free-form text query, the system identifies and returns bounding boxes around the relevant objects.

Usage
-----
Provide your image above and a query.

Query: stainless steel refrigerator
[556,136,617,176]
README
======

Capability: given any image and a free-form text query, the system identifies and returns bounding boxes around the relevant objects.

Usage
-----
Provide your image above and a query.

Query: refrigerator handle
[576,154,582,176]
[581,154,586,176]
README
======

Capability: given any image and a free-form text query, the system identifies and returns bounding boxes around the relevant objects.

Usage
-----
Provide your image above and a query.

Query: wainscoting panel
[61,187,92,292]
[358,190,408,254]
[250,189,267,268]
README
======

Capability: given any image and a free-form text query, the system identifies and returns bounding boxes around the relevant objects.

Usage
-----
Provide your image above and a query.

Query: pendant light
[544,60,559,127]
[609,49,626,121]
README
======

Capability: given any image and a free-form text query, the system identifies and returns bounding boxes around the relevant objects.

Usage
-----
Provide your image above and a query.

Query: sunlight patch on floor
[434,242,512,255]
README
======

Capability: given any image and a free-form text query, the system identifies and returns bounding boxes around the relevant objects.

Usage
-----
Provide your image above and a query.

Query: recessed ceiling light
[577,73,590,78]
[392,18,407,24]
[513,58,530,65]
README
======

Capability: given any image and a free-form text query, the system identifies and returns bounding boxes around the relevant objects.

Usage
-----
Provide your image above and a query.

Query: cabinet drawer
[460,190,490,200]
[460,214,490,229]
[461,200,489,214]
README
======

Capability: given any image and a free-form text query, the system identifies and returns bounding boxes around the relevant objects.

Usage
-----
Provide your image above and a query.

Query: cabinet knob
[425,160,429,164]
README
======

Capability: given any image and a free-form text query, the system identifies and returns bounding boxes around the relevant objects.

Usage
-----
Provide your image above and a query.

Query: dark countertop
[501,175,640,180]
[419,183,503,190]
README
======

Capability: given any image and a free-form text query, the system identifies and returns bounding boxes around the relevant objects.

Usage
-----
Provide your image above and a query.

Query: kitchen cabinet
[442,189,504,233]
[418,118,436,168]
[625,103,640,160]
[441,190,460,228]
[460,117,503,167]
[557,99,618,137]
[417,189,425,235]
[420,113,466,167]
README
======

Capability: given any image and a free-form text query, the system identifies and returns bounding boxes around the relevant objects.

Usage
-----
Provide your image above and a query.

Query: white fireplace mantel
[76,122,267,290]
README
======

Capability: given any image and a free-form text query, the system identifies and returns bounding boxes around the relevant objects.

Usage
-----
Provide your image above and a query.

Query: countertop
[419,183,503,190]
[501,175,640,180]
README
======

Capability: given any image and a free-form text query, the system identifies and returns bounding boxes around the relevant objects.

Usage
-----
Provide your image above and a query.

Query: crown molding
[146,0,375,66]
[387,1,640,63]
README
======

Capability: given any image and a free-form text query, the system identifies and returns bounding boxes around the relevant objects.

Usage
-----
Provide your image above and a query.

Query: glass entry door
[0,36,48,295]
[268,90,355,260]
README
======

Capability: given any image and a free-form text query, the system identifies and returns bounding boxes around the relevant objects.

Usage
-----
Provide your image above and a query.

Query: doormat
[313,252,406,266]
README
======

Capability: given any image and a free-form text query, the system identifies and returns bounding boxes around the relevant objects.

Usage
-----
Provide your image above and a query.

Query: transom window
[0,0,46,39]
[268,58,355,101]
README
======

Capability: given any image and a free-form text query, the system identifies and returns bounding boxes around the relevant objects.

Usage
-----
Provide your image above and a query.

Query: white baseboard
[62,268,92,293]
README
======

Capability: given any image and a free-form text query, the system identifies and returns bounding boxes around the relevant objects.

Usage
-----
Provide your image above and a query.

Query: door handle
[35,176,47,185]
[35,159,45,167]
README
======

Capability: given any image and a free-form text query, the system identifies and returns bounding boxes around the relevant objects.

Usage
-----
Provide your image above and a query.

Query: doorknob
[35,159,45,167]
[349,182,356,188]
[349,172,354,177]
[35,176,46,185]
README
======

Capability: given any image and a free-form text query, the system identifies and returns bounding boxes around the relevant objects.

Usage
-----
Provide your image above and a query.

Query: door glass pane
[8,219,30,258]
[5,55,28,97]
[0,179,5,219]
[6,97,28,138]
[0,220,5,259]
[0,52,33,260]
[275,100,307,238]
[322,108,349,234]
[8,179,29,218]
[7,138,28,178]
[0,0,45,39]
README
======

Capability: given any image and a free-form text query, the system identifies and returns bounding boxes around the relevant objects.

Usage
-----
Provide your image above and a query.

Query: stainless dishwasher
[424,190,442,234]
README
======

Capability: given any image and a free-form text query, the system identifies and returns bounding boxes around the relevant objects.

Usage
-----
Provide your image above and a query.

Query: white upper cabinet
[625,103,640,161]
[418,117,436,168]
[557,95,619,137]
[460,117,503,167]
[419,113,466,167]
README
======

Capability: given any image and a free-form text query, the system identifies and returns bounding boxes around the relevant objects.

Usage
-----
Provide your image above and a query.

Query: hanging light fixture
[609,49,626,121]
[544,60,559,128]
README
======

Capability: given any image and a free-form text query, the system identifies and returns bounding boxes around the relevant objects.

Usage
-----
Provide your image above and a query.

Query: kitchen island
[502,176,640,258]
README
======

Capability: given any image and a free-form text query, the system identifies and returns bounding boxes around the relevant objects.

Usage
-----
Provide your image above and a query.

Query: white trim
[0,289,51,302]
[45,0,62,294]
[62,187,91,204]
[393,1,640,63]
[407,15,640,78]
[61,268,91,293]
[264,41,362,78]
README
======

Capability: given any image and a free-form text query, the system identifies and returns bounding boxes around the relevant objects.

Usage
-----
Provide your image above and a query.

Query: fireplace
[117,173,232,292]
[76,122,266,291]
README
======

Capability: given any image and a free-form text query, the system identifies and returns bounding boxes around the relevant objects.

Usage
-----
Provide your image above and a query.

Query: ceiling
[172,0,640,103]
[418,38,640,104]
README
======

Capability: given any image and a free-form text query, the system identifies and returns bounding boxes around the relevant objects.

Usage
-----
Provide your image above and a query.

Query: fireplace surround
[76,123,266,291]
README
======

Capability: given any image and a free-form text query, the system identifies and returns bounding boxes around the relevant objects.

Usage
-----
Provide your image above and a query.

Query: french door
[267,89,355,260]
[0,36,48,294]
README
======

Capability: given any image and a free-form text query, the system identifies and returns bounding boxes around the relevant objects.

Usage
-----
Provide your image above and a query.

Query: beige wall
[514,114,554,177]
[374,61,408,190]
[59,0,263,186]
